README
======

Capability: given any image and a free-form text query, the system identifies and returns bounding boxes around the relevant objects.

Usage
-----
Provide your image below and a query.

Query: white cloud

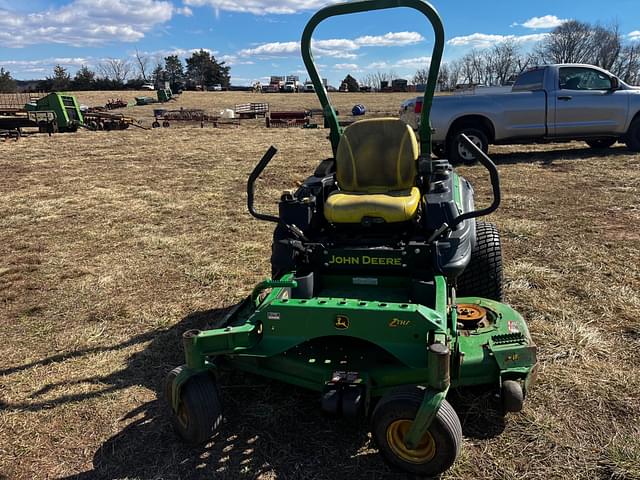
[334,63,359,70]
[447,33,548,48]
[354,31,424,47]
[238,31,424,59]
[515,15,569,29]
[629,31,640,41]
[184,0,331,15]
[239,41,299,57]
[176,6,193,16]
[0,0,173,47]
[366,56,431,70]
[0,57,99,76]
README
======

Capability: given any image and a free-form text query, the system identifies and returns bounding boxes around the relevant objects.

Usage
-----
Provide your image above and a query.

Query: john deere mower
[166,0,537,475]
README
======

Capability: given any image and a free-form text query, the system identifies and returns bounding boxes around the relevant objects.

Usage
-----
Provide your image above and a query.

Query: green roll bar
[301,0,445,157]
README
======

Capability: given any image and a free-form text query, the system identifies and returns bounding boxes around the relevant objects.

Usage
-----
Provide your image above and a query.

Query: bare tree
[134,49,151,82]
[98,58,133,83]
[592,23,622,71]
[537,20,596,64]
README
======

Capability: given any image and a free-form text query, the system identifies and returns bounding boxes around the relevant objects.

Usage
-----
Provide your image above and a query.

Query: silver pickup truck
[400,64,640,163]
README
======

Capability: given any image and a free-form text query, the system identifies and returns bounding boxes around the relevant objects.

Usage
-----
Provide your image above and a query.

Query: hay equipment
[0,92,81,134]
[105,98,128,110]
[234,102,269,119]
[165,0,537,476]
[266,110,310,128]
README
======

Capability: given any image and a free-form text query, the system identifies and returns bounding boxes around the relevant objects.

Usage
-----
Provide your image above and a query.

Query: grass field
[1,91,639,480]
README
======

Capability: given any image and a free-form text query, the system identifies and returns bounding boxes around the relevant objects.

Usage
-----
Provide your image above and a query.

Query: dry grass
[1,91,639,480]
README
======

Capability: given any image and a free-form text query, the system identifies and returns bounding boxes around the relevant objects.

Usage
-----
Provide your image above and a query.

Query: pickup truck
[400,64,640,163]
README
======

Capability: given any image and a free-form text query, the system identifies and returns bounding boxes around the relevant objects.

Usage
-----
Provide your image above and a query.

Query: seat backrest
[335,118,419,193]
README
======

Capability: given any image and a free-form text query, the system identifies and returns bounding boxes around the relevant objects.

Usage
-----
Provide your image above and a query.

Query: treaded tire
[586,139,616,149]
[165,367,223,445]
[372,387,462,477]
[457,221,503,301]
[626,117,640,152]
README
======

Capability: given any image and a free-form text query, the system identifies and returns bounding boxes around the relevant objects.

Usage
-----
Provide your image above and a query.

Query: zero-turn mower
[166,0,537,475]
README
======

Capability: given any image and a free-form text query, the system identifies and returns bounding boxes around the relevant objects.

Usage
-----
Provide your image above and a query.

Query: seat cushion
[336,118,419,193]
[324,187,421,224]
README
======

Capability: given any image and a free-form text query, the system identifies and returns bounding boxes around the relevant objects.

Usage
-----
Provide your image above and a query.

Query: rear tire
[448,127,488,165]
[626,117,640,152]
[165,367,223,445]
[586,138,616,149]
[372,387,462,477]
[457,221,503,301]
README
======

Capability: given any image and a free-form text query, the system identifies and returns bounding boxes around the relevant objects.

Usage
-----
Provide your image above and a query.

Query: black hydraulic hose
[449,134,501,228]
[247,146,279,223]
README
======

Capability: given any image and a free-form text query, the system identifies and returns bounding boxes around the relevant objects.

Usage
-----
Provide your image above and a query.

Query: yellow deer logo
[334,315,350,330]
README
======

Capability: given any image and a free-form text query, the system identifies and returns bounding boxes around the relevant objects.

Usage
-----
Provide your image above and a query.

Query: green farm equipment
[25,92,83,132]
[166,0,537,476]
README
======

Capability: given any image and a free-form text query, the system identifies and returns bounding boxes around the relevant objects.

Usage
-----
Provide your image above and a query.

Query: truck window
[512,69,544,91]
[559,67,612,90]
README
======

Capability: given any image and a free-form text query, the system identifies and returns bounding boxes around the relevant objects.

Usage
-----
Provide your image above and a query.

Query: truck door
[552,66,628,137]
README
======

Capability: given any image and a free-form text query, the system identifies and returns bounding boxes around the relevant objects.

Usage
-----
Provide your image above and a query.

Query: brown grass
[1,91,639,480]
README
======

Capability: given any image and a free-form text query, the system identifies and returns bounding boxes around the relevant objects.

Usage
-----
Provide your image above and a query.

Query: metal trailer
[0,110,57,135]
[152,109,240,128]
[266,110,310,128]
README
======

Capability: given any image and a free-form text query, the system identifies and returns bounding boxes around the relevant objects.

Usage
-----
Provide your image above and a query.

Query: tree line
[369,20,640,90]
[0,49,230,93]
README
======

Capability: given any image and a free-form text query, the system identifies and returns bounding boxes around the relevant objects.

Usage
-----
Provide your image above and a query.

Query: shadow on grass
[3,307,506,479]
[490,145,631,166]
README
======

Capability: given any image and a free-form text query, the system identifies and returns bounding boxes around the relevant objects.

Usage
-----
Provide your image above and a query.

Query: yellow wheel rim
[386,419,436,464]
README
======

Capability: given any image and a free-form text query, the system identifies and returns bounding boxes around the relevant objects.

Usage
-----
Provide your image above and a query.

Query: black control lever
[247,146,279,222]
[448,134,500,228]
[428,134,501,242]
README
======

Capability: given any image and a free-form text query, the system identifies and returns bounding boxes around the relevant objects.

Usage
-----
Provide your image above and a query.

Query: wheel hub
[458,134,482,161]
[386,419,436,464]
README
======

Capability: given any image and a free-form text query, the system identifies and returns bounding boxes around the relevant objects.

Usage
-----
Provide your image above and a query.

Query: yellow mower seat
[324,118,420,224]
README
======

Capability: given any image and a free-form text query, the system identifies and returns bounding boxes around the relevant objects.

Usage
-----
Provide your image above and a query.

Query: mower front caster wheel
[372,387,462,476]
[165,366,223,444]
[501,380,524,413]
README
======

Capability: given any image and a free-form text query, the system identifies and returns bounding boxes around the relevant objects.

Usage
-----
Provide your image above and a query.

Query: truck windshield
[512,69,544,92]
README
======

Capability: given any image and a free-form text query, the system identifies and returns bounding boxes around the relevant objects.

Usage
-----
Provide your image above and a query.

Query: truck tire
[457,221,503,301]
[626,118,640,152]
[448,127,488,165]
[586,139,616,149]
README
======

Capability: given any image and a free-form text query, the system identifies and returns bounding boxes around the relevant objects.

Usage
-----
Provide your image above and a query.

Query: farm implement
[152,108,240,128]
[234,102,269,119]
[82,110,148,131]
[166,0,537,476]
[0,92,82,134]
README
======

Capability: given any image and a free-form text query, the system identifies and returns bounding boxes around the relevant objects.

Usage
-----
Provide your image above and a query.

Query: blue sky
[1,0,639,85]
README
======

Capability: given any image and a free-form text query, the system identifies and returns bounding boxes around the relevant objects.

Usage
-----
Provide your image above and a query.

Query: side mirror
[611,77,620,90]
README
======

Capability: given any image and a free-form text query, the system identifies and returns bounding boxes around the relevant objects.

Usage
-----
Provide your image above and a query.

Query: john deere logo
[334,315,350,330]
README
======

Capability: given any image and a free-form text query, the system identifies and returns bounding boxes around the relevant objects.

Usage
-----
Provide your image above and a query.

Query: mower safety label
[328,255,401,266]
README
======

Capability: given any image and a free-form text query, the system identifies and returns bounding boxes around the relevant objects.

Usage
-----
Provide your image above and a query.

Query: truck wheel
[586,139,616,149]
[457,221,503,301]
[372,387,462,477]
[448,128,488,165]
[626,118,640,152]
[165,368,223,445]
